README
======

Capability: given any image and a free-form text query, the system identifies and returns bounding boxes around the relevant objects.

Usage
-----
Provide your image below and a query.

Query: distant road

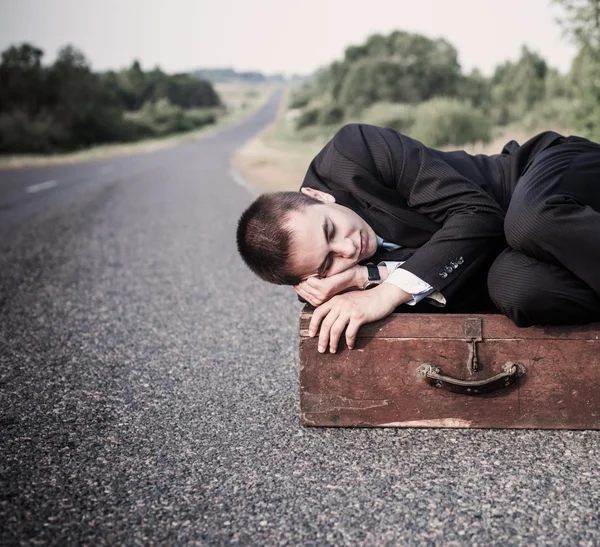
[2,87,599,545]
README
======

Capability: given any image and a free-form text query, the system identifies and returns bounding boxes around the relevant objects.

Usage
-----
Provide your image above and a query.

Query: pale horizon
[0,0,578,76]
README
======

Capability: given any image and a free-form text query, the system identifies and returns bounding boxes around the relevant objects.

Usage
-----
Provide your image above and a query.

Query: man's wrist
[355,264,388,289]
[373,282,412,307]
[355,266,369,289]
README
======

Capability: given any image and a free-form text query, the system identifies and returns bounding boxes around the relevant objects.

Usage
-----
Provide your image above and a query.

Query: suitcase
[299,307,600,429]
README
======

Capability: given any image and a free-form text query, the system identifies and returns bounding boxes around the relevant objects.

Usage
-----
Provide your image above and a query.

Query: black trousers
[488,137,600,327]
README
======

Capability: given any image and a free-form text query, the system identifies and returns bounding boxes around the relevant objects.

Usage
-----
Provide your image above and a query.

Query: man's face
[285,189,378,280]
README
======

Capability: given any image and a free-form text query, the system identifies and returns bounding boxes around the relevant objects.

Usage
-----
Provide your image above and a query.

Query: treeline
[105,61,220,111]
[0,43,221,154]
[290,0,600,148]
[290,30,576,148]
[193,67,284,84]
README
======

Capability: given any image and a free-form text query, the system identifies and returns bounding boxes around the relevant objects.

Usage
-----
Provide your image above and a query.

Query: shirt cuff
[381,263,447,307]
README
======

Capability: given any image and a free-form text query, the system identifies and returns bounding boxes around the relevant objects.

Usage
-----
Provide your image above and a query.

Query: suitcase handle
[416,362,526,396]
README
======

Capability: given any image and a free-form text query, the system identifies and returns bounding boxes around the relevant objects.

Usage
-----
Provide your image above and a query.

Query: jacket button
[457,257,464,265]
[439,271,448,279]
[450,261,459,269]
[444,265,453,273]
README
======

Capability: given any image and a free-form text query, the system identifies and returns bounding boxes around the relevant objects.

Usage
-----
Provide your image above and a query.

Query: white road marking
[26,180,58,193]
[229,169,258,196]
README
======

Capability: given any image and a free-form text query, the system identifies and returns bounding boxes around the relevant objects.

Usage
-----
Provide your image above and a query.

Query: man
[237,123,600,353]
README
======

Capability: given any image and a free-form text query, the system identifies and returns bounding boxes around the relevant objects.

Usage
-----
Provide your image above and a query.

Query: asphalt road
[1,90,599,546]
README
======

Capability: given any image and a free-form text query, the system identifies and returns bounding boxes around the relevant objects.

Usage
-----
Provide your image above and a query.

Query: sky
[0,0,578,76]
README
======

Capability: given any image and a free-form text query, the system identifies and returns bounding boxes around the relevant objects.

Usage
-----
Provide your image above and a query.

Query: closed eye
[323,218,336,243]
[318,253,333,278]
[318,218,336,277]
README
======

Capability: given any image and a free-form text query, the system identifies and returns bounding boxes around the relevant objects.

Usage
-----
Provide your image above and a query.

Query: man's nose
[333,238,356,259]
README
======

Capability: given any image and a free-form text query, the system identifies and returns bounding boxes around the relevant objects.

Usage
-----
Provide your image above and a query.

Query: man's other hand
[308,284,411,353]
[294,265,367,307]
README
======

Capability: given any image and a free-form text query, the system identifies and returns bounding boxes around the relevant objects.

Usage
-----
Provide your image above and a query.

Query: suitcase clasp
[465,318,483,374]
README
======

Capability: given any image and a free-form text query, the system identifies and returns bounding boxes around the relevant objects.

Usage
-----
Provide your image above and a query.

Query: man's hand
[294,264,368,307]
[308,283,412,353]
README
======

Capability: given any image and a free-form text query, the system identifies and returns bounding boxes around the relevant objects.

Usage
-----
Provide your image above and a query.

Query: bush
[136,98,191,134]
[288,88,312,109]
[186,107,217,127]
[0,108,147,153]
[318,104,345,125]
[360,102,416,132]
[296,108,320,130]
[0,110,66,153]
[129,99,216,137]
[410,98,490,147]
[295,124,338,142]
[339,59,420,113]
[569,53,600,142]
[519,97,576,133]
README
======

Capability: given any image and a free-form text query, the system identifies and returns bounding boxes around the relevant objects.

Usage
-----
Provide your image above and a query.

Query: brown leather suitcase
[299,308,600,429]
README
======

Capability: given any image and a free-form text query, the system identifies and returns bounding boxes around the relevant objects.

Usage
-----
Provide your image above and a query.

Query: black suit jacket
[300,123,563,306]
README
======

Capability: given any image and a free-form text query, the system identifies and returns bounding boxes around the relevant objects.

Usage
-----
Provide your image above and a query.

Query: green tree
[0,43,46,115]
[102,60,150,111]
[457,69,491,110]
[410,98,490,147]
[302,31,462,113]
[47,45,128,148]
[555,0,600,53]
[489,47,548,125]
[569,50,600,138]
[555,0,600,139]
[339,58,421,112]
[0,42,220,153]
[103,62,220,111]
[544,67,573,98]
[157,73,220,108]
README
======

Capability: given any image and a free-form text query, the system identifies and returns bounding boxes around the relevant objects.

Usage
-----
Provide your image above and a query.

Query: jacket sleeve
[331,124,507,297]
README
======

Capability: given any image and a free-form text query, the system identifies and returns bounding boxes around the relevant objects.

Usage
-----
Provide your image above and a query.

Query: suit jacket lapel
[359,204,435,249]
[366,245,416,263]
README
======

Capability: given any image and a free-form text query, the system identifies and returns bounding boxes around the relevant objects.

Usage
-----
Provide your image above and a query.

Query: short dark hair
[236,191,321,285]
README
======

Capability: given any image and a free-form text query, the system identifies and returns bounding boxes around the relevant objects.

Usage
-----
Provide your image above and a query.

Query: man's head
[236,188,378,285]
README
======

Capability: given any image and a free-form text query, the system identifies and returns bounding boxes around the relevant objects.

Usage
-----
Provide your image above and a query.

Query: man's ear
[301,187,336,203]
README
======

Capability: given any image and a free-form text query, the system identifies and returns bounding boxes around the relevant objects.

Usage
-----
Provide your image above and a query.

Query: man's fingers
[306,276,337,294]
[296,281,329,306]
[345,319,363,350]
[328,315,350,353]
[304,277,321,289]
[304,278,329,300]
[309,301,333,338]
[295,285,318,307]
[317,308,340,353]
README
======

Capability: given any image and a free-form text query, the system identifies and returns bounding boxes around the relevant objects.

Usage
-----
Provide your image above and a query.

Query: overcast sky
[0,0,577,76]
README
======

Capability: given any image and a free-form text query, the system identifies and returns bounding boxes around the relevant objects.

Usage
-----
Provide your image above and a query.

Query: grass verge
[231,91,322,192]
[233,103,574,194]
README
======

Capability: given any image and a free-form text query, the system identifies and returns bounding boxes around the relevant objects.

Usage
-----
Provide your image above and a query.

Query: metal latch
[465,318,482,374]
